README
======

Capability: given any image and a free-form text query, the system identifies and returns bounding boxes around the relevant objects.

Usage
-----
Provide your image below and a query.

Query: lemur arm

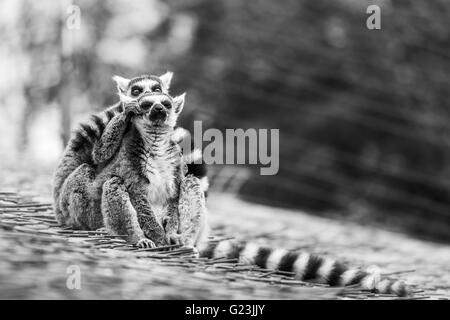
[164,166,184,245]
[130,189,169,247]
[92,103,140,164]
[164,199,181,245]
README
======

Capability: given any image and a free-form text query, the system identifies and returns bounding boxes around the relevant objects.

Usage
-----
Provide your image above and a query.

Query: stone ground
[0,158,449,299]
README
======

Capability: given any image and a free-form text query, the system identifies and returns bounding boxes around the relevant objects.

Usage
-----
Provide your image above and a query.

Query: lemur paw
[124,102,142,117]
[167,232,183,246]
[188,246,200,258]
[95,227,107,233]
[136,238,156,249]
[154,235,170,247]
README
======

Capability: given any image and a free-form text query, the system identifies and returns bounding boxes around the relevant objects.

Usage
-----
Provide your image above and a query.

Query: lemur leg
[58,163,103,230]
[128,188,169,247]
[164,200,182,245]
[53,150,83,225]
[176,174,209,249]
[101,177,154,248]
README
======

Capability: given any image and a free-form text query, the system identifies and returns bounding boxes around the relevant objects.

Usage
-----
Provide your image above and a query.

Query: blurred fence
[1,0,450,242]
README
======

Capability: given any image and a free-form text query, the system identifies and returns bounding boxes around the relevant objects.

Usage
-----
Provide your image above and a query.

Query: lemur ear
[173,93,185,114]
[159,71,174,91]
[112,75,130,94]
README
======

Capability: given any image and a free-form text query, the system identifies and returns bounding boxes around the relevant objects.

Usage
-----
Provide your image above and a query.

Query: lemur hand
[162,215,182,245]
[124,101,142,118]
[166,231,183,246]
[147,227,170,247]
[136,238,156,249]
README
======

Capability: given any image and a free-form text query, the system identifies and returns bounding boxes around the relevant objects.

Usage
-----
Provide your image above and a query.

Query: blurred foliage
[1,0,450,241]
[171,0,450,242]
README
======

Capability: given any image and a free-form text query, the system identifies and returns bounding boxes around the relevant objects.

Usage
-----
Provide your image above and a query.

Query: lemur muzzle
[138,94,171,122]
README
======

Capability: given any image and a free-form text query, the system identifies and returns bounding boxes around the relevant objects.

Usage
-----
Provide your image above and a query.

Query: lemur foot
[136,238,156,249]
[167,232,182,246]
[145,230,170,247]
[186,246,199,258]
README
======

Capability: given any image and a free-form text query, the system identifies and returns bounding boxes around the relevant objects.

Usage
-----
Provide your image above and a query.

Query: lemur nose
[153,104,164,112]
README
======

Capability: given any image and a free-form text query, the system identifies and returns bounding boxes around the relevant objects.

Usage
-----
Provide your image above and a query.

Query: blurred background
[1,0,449,243]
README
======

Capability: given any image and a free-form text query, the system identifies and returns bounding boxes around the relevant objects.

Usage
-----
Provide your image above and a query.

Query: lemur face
[112,72,185,128]
[138,92,185,127]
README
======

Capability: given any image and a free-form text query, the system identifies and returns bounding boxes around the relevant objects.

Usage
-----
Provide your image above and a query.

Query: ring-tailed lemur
[53,73,208,248]
[53,73,410,297]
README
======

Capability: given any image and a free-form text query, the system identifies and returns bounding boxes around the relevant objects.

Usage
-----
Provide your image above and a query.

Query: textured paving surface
[0,159,449,300]
[208,194,450,299]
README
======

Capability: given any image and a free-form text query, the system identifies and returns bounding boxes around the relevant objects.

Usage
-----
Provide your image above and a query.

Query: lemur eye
[152,85,162,93]
[162,101,171,109]
[131,87,142,96]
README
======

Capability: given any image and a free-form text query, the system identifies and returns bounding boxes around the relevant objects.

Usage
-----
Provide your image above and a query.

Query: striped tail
[200,240,410,297]
[53,103,124,211]
[53,102,131,227]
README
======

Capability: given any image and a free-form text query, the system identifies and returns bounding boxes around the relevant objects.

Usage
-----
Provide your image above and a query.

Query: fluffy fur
[53,73,208,248]
[199,240,410,296]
